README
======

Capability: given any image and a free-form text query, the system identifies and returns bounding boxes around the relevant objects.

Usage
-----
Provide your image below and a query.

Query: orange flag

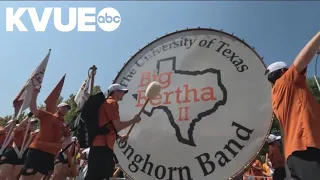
[44,74,66,113]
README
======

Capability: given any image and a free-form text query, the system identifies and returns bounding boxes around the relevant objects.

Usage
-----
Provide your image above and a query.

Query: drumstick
[113,167,121,178]
[113,82,161,178]
[126,81,161,135]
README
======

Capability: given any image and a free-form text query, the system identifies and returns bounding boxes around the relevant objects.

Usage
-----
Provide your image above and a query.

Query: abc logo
[97,7,121,32]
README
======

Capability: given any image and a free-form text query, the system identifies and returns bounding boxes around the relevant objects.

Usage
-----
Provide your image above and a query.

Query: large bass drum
[113,28,272,180]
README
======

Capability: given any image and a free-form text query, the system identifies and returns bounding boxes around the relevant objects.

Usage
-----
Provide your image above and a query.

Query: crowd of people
[0,83,137,180]
[242,134,285,180]
[0,30,319,180]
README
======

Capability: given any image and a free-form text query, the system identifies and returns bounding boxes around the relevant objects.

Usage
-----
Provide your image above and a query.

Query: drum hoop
[113,27,273,180]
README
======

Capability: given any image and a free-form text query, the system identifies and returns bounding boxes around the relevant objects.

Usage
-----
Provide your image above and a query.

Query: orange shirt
[92,97,120,150]
[29,110,66,155]
[268,145,285,168]
[13,128,30,147]
[272,65,320,159]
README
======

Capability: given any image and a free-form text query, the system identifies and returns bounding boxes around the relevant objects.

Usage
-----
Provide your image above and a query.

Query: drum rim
[112,27,273,180]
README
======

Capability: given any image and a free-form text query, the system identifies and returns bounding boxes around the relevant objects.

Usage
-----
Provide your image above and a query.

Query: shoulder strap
[101,104,118,135]
[61,141,75,153]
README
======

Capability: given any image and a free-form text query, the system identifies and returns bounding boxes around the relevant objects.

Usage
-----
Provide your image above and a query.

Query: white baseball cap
[266,61,288,75]
[57,103,71,109]
[106,84,128,95]
[267,134,281,143]
[34,129,40,133]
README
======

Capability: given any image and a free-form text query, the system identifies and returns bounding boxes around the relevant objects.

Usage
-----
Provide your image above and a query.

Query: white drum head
[113,28,272,180]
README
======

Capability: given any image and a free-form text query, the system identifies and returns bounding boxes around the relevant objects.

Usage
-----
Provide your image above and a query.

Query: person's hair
[109,90,125,97]
[268,141,276,145]
[267,68,288,84]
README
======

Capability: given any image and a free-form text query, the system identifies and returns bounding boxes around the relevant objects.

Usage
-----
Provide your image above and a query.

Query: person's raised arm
[29,86,41,117]
[293,31,320,73]
[112,115,141,132]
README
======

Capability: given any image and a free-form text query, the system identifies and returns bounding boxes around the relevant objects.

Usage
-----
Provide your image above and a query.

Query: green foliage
[64,94,78,124]
[270,116,281,136]
[307,77,320,103]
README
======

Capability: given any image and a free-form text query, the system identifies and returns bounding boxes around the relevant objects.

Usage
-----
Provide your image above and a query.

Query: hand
[33,85,41,94]
[118,135,129,142]
[132,115,141,124]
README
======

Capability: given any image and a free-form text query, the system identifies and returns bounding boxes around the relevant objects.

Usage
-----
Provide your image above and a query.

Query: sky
[0,1,319,117]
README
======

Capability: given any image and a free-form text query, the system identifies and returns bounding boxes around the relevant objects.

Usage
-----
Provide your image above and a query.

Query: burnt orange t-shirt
[29,131,38,144]
[29,110,66,155]
[272,65,320,159]
[268,145,285,168]
[92,97,120,150]
[13,128,30,147]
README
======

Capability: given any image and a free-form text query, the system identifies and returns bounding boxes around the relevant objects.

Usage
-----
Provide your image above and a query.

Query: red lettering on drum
[178,107,189,121]
[135,83,217,107]
[139,71,172,89]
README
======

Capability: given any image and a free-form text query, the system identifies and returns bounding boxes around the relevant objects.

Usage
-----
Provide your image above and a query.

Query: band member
[85,84,141,180]
[266,31,320,179]
[19,86,71,180]
[67,137,79,178]
[0,119,18,149]
[51,135,77,180]
[267,134,285,180]
[243,157,264,180]
[0,114,35,180]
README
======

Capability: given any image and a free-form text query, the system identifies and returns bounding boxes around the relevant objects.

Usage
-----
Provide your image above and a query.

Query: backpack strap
[96,122,112,135]
[96,103,119,136]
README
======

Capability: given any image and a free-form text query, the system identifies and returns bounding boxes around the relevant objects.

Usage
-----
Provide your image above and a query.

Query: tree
[307,77,320,103]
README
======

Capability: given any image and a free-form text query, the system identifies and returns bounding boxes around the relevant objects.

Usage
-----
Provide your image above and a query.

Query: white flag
[13,49,51,117]
[74,76,91,111]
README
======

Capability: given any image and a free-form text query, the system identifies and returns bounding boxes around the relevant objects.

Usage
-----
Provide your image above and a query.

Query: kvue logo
[5,7,121,32]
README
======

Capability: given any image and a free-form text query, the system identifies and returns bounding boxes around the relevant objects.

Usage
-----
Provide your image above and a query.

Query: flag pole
[72,65,97,180]
[314,50,320,93]
[88,65,97,95]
